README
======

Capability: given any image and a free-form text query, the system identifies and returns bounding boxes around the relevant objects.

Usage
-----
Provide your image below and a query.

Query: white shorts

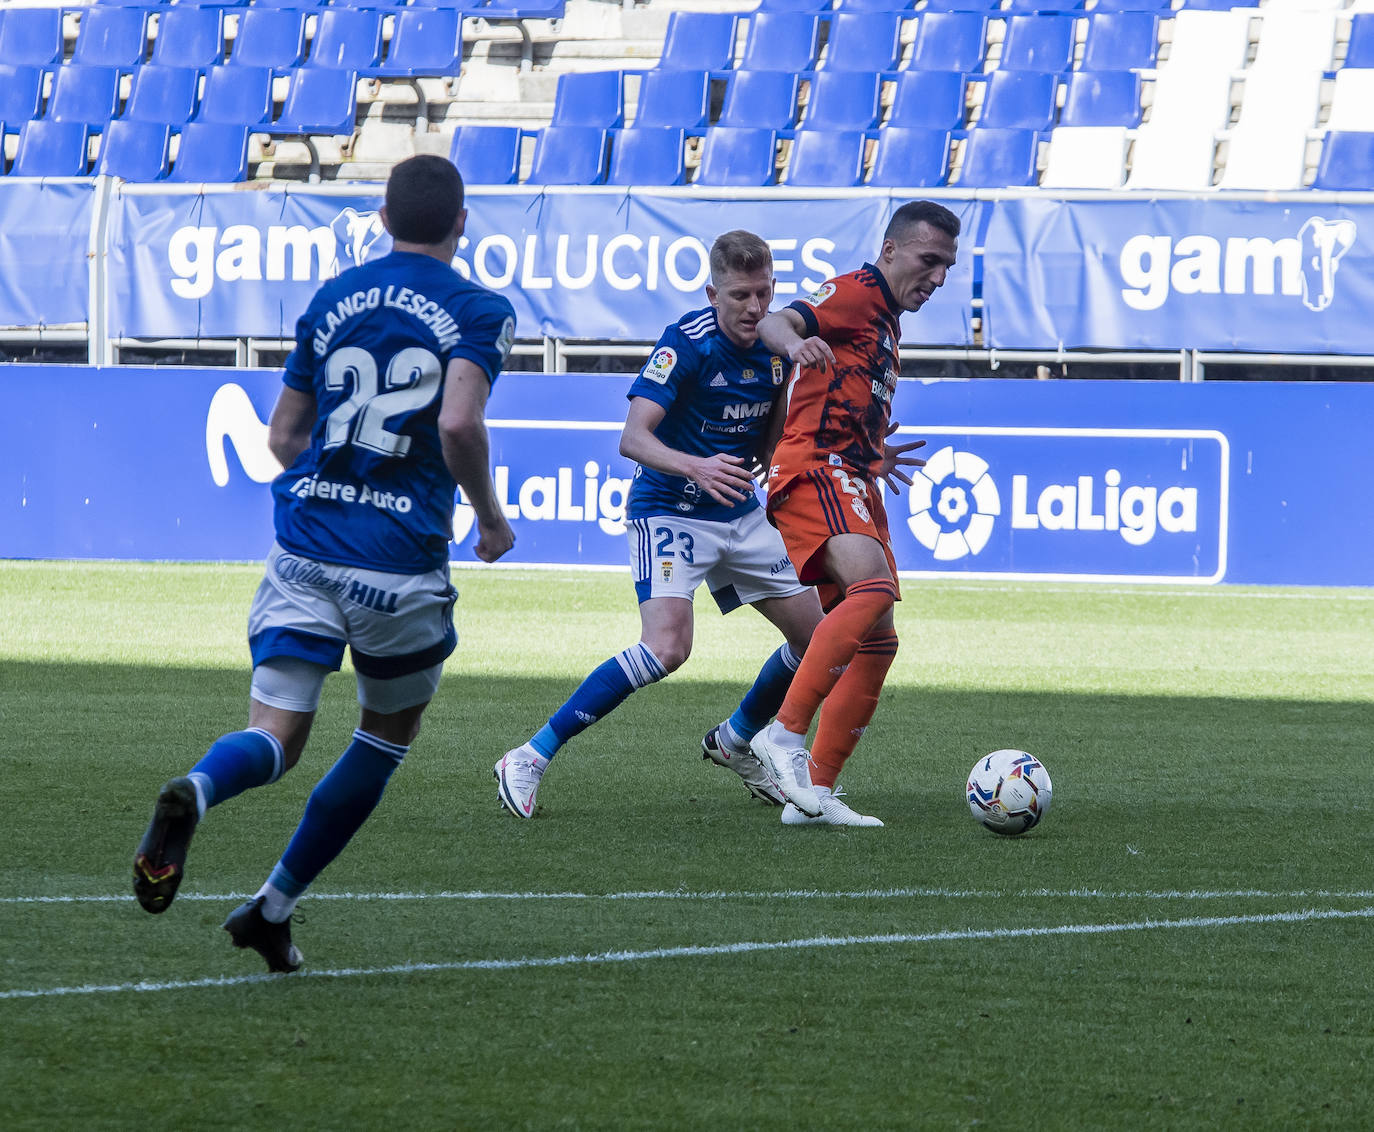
[247,542,457,709]
[627,507,806,613]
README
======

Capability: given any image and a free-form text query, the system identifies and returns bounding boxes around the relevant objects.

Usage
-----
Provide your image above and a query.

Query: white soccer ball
[966,749,1053,836]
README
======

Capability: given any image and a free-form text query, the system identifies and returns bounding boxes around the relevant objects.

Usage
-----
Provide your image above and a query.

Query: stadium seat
[1041,125,1128,188]
[1147,69,1236,136]
[1176,0,1260,10]
[956,127,1040,187]
[785,129,867,187]
[1003,0,1085,11]
[248,0,328,8]
[867,126,950,186]
[96,119,171,180]
[717,71,800,132]
[267,68,358,136]
[1327,69,1374,133]
[304,9,383,71]
[1250,9,1336,75]
[655,11,738,72]
[149,8,226,70]
[632,69,710,130]
[908,12,988,73]
[919,0,1001,11]
[449,123,523,184]
[886,70,965,130]
[1311,130,1374,191]
[996,15,1075,73]
[1124,125,1216,190]
[1090,0,1170,9]
[738,13,823,72]
[833,0,917,11]
[0,64,43,125]
[122,65,201,125]
[694,127,778,186]
[605,126,687,186]
[46,65,123,130]
[370,9,463,79]
[754,0,833,10]
[12,120,91,177]
[1059,71,1142,128]
[1080,12,1159,72]
[1345,15,1374,70]
[821,13,903,72]
[549,71,624,129]
[801,72,882,131]
[977,71,1059,131]
[166,121,251,182]
[227,8,307,72]
[1162,9,1252,73]
[72,7,150,69]
[476,0,568,18]
[527,125,608,185]
[1217,67,1322,191]
[0,9,64,67]
[195,65,273,127]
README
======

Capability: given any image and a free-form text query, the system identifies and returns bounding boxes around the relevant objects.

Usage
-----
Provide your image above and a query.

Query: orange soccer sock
[809,628,899,789]
[775,577,897,738]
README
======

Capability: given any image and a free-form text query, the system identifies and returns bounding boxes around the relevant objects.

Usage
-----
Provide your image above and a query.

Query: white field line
[3,905,1372,1001]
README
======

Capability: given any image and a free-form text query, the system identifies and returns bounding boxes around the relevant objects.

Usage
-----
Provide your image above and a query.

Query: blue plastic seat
[149,8,226,69]
[695,127,777,186]
[0,64,43,125]
[371,9,463,78]
[718,70,799,131]
[305,9,382,70]
[12,120,91,177]
[656,11,737,72]
[550,70,624,129]
[1176,0,1259,9]
[606,126,686,186]
[0,9,64,67]
[834,0,916,10]
[1345,14,1374,69]
[166,121,251,182]
[1002,0,1085,11]
[918,0,1001,11]
[886,70,965,130]
[802,71,882,131]
[957,126,1040,186]
[1080,12,1159,72]
[867,126,950,187]
[123,65,201,125]
[248,0,328,8]
[738,13,822,72]
[908,12,987,73]
[228,8,307,71]
[527,125,608,185]
[1059,70,1142,128]
[786,129,866,187]
[72,7,150,69]
[449,123,523,184]
[977,70,1058,131]
[1089,0,1170,9]
[1312,131,1374,191]
[754,0,834,10]
[998,14,1075,72]
[46,65,123,129]
[633,69,709,129]
[821,12,903,72]
[476,0,567,18]
[96,119,171,180]
[268,68,358,135]
[195,64,273,126]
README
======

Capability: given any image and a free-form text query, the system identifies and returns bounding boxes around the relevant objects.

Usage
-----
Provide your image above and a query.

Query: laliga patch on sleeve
[802,282,837,307]
[642,346,678,385]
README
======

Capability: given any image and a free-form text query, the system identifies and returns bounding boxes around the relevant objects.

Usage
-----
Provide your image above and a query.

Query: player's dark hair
[385,155,465,245]
[884,200,961,244]
[710,230,773,282]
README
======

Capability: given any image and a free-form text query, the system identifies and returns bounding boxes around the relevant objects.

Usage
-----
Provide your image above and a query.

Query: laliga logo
[330,208,390,273]
[907,446,1000,561]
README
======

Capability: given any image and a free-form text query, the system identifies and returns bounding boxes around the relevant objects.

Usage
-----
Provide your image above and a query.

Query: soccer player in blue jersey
[132,155,516,972]
[495,230,826,818]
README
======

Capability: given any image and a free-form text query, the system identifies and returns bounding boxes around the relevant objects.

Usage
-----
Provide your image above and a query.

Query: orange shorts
[766,465,901,609]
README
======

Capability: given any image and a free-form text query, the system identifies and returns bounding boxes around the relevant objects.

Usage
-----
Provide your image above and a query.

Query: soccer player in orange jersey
[749,200,960,827]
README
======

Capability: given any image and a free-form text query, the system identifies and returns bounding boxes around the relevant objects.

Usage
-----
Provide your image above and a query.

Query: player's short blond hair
[710,230,772,283]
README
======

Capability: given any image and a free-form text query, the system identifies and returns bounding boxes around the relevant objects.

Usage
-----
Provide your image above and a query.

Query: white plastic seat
[1042,126,1129,189]
[1327,69,1374,132]
[1125,123,1216,190]
[1250,10,1336,74]
[1161,9,1253,72]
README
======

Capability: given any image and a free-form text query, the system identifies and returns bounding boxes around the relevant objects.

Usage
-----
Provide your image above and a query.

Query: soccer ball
[966,749,1052,836]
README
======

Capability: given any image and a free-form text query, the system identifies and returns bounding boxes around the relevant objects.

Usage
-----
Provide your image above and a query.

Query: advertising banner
[0,181,93,329]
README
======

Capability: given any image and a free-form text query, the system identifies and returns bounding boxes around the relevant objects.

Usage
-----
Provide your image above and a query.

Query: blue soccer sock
[726,643,802,745]
[187,728,285,819]
[530,643,667,760]
[257,729,406,922]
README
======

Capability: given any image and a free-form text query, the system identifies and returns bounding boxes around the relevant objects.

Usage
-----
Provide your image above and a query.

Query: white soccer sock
[256,882,297,924]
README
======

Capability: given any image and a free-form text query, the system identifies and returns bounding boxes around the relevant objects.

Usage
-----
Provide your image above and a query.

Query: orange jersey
[770,264,902,483]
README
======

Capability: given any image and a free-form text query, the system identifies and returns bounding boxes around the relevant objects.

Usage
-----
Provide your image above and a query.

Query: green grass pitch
[2,560,1372,1129]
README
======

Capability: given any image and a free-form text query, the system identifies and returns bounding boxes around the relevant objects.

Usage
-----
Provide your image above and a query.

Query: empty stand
[867,126,950,187]
[195,65,273,127]
[1312,130,1374,191]
[801,71,882,132]
[908,12,988,73]
[0,64,43,126]
[996,14,1075,72]
[717,71,799,132]
[149,8,225,70]
[632,69,710,130]
[1059,71,1142,128]
[694,127,777,187]
[957,127,1040,187]
[1327,69,1374,132]
[450,124,523,184]
[527,124,608,185]
[1041,125,1129,188]
[786,129,867,187]
[737,13,822,73]
[72,7,149,69]
[977,71,1059,131]
[166,122,251,183]
[549,71,624,129]
[886,70,966,130]
[371,9,464,78]
[1125,127,1216,190]
[268,68,358,136]
[834,0,917,10]
[46,65,123,130]
[12,120,90,177]
[821,13,903,72]
[227,8,307,72]
[655,11,737,72]
[1345,13,1374,69]
[605,126,687,186]
[1080,11,1159,72]
[0,8,64,68]
[96,119,171,180]
[304,9,382,71]
[122,64,200,126]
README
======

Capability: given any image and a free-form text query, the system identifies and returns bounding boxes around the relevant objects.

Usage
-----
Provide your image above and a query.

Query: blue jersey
[271,250,515,574]
[625,306,787,523]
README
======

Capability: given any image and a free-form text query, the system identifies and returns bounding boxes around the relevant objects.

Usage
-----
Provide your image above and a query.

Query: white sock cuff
[247,727,286,783]
[616,643,668,688]
[780,643,802,671]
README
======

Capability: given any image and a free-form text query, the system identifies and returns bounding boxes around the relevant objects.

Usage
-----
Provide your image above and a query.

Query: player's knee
[641,635,689,673]
[844,577,898,618]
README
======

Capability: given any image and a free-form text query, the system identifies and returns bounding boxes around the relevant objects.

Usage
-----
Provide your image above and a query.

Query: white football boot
[701,726,786,805]
[495,743,548,818]
[781,784,884,828]
[749,724,822,817]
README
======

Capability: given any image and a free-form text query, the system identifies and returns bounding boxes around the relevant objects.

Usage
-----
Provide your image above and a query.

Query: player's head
[706,230,775,349]
[877,201,960,313]
[381,155,466,253]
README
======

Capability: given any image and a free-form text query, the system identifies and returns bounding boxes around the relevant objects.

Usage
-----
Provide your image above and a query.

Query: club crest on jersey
[643,347,677,385]
[771,356,785,384]
[851,497,871,523]
[804,282,837,307]
[741,368,755,383]
[660,558,674,582]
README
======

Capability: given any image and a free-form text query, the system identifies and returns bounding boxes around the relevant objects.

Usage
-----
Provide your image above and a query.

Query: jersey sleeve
[787,277,851,343]
[447,292,516,386]
[281,290,326,391]
[626,324,697,411]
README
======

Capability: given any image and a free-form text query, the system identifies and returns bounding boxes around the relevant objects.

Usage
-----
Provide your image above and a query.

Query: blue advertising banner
[3,367,1370,586]
[983,197,1374,353]
[0,181,93,328]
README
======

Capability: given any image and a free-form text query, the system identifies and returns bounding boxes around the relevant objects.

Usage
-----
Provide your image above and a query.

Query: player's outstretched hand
[789,336,835,374]
[879,422,926,494]
[473,514,516,563]
[690,452,755,507]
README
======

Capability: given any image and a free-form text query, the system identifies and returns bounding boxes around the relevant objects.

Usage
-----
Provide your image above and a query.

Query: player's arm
[267,385,316,468]
[438,358,515,563]
[619,396,754,507]
[758,307,835,373]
